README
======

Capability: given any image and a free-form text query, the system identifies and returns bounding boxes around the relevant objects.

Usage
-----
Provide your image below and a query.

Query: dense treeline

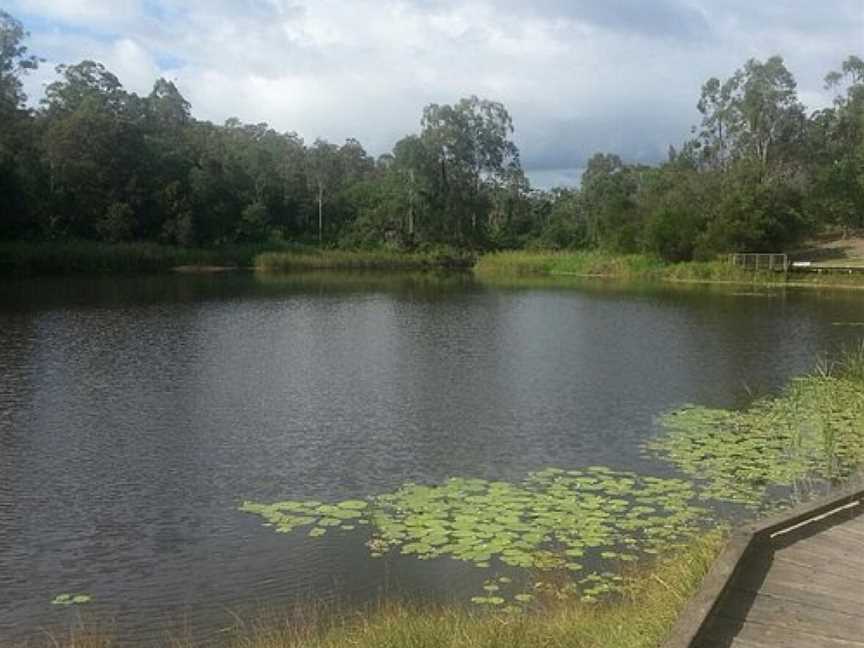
[1,11,862,260]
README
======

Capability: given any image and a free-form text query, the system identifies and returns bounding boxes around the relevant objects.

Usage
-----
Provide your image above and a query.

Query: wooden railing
[728,253,788,272]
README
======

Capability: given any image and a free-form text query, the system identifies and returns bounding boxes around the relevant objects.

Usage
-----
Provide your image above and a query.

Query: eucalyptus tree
[0,10,40,115]
[580,153,640,250]
[0,11,42,238]
[807,56,864,231]
[146,78,191,130]
[696,57,805,173]
[40,61,147,239]
[694,77,735,170]
[420,96,521,243]
[306,139,343,244]
[392,135,437,239]
[43,61,128,116]
[732,57,806,170]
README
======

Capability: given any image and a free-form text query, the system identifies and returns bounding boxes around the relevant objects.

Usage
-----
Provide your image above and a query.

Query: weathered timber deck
[664,481,864,648]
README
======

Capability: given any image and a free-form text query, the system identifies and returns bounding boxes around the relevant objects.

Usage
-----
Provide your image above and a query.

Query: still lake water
[0,272,862,644]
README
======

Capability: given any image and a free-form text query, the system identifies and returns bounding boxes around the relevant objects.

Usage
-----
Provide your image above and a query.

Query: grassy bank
[254,248,475,272]
[0,241,476,276]
[4,242,863,288]
[231,531,723,648]
[0,240,303,276]
[475,250,864,288]
[19,531,725,648]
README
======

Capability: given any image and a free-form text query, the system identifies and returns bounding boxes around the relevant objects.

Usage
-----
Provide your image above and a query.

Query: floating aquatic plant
[647,375,864,507]
[51,593,92,606]
[241,466,707,604]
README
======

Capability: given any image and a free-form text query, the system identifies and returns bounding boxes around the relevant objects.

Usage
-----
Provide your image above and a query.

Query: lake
[0,272,861,644]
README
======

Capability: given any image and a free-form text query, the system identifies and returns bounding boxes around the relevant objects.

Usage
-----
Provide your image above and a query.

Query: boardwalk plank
[746,547,864,584]
[819,523,864,542]
[717,590,864,640]
[766,559,864,598]
[665,486,864,648]
[734,567,864,612]
[776,531,864,563]
[705,618,864,648]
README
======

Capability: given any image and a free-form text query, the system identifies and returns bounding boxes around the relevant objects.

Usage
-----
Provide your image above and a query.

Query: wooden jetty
[663,481,864,648]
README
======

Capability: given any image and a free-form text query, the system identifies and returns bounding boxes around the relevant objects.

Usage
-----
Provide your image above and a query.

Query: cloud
[10,0,863,188]
[497,0,712,41]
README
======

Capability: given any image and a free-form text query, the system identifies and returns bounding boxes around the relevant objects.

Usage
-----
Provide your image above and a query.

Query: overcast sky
[8,0,863,188]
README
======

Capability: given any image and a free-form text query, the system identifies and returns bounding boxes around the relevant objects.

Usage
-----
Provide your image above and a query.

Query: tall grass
[476,251,779,284]
[212,530,724,648]
[0,240,306,276]
[838,340,864,383]
[13,532,725,648]
[254,248,475,272]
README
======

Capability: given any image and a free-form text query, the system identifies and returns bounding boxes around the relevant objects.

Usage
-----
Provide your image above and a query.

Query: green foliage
[254,248,474,272]
[242,466,707,609]
[648,372,864,506]
[645,207,702,262]
[476,250,797,286]
[0,10,41,113]
[476,251,666,279]
[51,593,92,606]
[96,202,136,242]
[0,240,297,275]
[238,202,271,242]
[31,533,725,648]
[0,11,862,271]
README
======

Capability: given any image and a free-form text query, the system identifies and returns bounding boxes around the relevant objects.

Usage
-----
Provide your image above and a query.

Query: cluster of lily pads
[241,372,863,607]
[647,375,864,507]
[51,593,92,606]
[241,466,706,605]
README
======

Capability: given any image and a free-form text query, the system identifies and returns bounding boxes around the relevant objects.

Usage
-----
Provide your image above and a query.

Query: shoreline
[546,270,864,291]
[3,242,864,291]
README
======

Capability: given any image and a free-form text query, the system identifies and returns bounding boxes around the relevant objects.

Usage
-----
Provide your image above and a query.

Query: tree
[146,78,191,130]
[43,60,127,116]
[806,56,864,232]
[0,11,43,239]
[306,139,343,244]
[694,77,735,170]
[581,153,641,250]
[420,96,521,242]
[392,135,437,239]
[0,10,40,115]
[733,57,805,169]
[39,61,146,238]
[692,57,806,176]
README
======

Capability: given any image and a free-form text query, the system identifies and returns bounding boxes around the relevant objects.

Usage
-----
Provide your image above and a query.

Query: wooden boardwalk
[664,483,864,648]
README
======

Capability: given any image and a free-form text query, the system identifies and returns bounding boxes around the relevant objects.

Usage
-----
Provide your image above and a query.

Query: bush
[95,202,136,243]
[645,207,702,262]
